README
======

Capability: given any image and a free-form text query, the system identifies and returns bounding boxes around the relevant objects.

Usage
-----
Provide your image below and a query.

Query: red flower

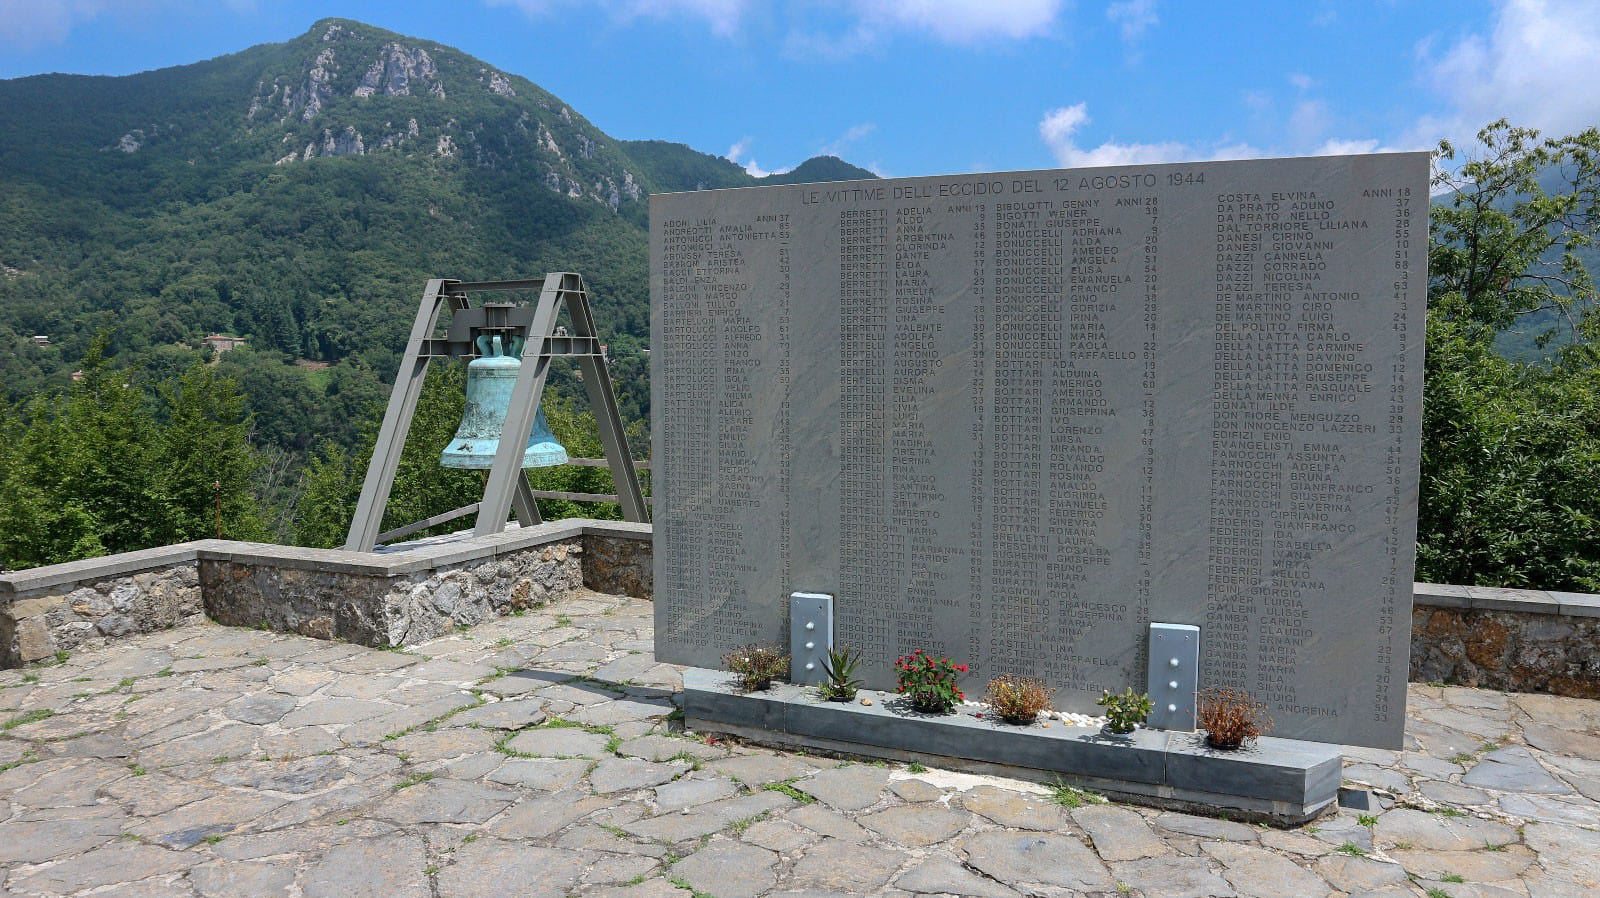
[956,664,968,673]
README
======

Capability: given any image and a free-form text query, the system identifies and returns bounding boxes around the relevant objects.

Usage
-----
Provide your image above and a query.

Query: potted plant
[1096,687,1153,735]
[984,675,1054,724]
[1198,686,1273,749]
[722,644,789,692]
[894,649,967,714]
[818,645,863,702]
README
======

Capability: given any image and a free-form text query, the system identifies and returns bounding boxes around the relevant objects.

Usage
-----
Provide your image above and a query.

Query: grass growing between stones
[668,876,713,898]
[1048,779,1107,809]
[1442,873,1466,882]
[667,750,705,771]
[728,811,770,836]
[1426,890,1452,898]
[1337,842,1367,857]
[762,779,815,803]
[394,772,435,791]
[492,732,535,759]
[0,750,38,773]
[1,709,53,731]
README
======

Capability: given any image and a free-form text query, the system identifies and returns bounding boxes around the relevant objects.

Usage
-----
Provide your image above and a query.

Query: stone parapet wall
[1409,583,1600,699]
[583,526,652,598]
[201,539,583,647]
[0,561,202,666]
[0,522,639,665]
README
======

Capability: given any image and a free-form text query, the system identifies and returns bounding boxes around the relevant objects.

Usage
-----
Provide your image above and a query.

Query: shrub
[1198,686,1272,749]
[894,649,966,714]
[1096,688,1153,735]
[985,675,1054,724]
[722,644,789,692]
[818,645,863,702]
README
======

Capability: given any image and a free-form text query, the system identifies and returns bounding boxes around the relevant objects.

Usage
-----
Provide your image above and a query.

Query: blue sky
[1,1,1597,178]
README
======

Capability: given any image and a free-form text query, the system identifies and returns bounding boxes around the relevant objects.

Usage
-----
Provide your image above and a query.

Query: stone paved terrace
[1,591,1596,898]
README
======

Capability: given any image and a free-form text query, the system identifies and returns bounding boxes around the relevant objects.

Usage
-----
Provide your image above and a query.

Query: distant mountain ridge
[0,18,874,400]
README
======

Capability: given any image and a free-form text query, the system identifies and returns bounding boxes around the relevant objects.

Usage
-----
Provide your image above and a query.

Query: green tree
[1430,119,1600,344]
[1420,121,1600,589]
[155,362,267,541]
[0,336,271,569]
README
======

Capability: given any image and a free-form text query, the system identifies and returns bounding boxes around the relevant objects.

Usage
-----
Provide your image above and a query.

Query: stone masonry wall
[201,539,583,648]
[1410,605,1600,699]
[584,532,652,598]
[0,564,202,667]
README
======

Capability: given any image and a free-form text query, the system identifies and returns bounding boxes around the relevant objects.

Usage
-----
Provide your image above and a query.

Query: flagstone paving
[1,589,1597,897]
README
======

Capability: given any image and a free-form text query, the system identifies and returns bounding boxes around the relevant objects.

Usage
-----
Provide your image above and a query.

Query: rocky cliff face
[232,20,646,208]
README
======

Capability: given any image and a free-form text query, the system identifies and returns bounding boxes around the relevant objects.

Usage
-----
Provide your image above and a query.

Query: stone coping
[683,667,1342,825]
[0,519,652,598]
[1412,581,1600,617]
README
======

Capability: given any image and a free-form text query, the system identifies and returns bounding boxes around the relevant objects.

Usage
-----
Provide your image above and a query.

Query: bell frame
[343,274,648,552]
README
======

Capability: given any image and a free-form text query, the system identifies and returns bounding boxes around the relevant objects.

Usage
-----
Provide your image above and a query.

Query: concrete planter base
[683,667,1342,825]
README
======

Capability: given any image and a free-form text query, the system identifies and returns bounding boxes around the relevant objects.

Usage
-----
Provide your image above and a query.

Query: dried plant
[1198,686,1273,749]
[984,675,1055,724]
[722,644,790,692]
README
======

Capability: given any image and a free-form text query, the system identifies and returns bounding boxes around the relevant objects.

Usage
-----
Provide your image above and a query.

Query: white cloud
[0,0,122,47]
[487,0,747,37]
[1106,0,1157,42]
[492,0,1063,44]
[819,122,875,157]
[1288,72,1315,92]
[852,0,1063,43]
[1412,0,1600,145]
[1039,103,1260,167]
[1314,138,1410,156]
[726,137,788,178]
[1287,99,1331,147]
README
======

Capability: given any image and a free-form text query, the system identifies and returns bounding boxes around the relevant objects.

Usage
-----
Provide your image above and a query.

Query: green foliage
[894,649,967,714]
[817,645,863,702]
[0,336,265,568]
[1431,120,1600,344]
[1096,688,1152,735]
[1420,121,1600,590]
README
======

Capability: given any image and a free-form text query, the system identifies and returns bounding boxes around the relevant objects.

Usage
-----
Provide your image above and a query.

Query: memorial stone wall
[651,154,1428,747]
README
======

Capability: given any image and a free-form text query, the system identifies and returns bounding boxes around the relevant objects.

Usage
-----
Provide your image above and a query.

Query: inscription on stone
[651,154,1427,748]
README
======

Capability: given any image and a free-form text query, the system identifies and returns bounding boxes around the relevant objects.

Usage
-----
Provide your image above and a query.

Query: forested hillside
[0,18,873,550]
[0,18,872,407]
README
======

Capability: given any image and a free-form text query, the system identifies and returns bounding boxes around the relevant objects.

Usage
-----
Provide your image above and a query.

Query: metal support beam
[512,473,543,527]
[375,503,481,545]
[344,279,455,551]
[565,277,649,523]
[474,275,567,536]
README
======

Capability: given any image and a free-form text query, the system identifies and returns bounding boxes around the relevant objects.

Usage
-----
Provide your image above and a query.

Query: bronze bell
[440,334,569,469]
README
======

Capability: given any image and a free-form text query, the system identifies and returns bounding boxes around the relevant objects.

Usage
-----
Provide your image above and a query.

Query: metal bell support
[440,334,569,469]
